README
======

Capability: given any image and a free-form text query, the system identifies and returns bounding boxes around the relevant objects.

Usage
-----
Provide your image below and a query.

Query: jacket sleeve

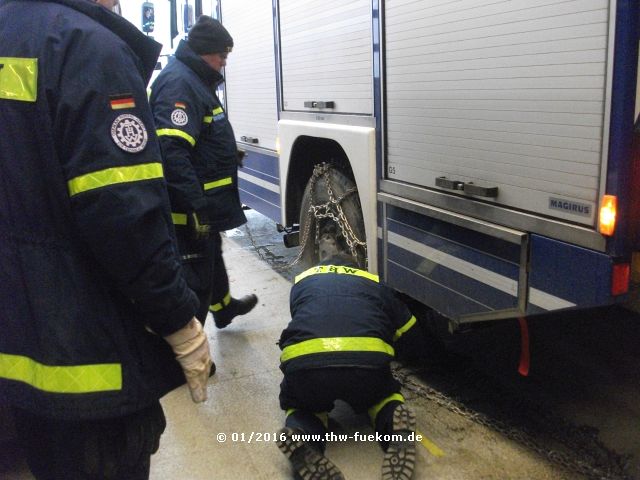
[381,285,417,343]
[55,33,197,336]
[150,77,207,213]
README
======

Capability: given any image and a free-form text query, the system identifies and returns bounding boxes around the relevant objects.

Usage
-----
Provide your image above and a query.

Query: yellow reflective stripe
[172,213,188,225]
[393,315,417,341]
[203,176,232,191]
[280,337,394,363]
[0,57,38,102]
[284,409,329,428]
[367,393,405,424]
[417,429,446,457]
[0,353,122,393]
[156,128,196,146]
[209,291,231,312]
[67,162,164,196]
[294,265,379,284]
[204,107,224,124]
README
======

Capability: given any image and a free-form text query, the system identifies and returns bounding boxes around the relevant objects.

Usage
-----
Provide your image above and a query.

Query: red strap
[518,317,530,376]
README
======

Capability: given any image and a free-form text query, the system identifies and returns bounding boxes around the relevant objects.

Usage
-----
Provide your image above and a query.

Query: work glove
[188,210,212,240]
[164,317,213,403]
[236,149,246,168]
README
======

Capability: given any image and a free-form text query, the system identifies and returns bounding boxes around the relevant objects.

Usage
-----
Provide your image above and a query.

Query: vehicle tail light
[599,195,617,236]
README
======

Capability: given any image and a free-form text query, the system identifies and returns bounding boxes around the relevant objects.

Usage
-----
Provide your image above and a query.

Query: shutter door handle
[436,177,498,198]
[240,136,259,144]
[303,101,335,109]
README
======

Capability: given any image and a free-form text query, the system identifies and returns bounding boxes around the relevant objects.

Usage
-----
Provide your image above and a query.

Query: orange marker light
[599,195,617,236]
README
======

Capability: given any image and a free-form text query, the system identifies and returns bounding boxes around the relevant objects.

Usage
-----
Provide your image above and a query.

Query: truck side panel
[381,201,526,322]
[383,0,611,226]
[527,234,614,312]
[221,0,281,221]
[380,198,620,323]
[279,0,373,114]
[238,149,281,223]
[221,0,279,151]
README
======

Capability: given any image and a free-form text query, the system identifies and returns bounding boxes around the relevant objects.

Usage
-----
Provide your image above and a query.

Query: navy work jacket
[0,0,198,420]
[279,259,417,374]
[150,40,246,233]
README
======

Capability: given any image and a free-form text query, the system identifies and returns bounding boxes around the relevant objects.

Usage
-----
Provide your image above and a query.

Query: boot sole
[277,428,345,480]
[381,404,416,480]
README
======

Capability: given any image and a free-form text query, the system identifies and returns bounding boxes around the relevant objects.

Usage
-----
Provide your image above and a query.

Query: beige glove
[164,318,213,403]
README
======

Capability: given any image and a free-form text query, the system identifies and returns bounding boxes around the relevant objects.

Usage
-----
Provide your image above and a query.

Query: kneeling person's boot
[214,294,258,329]
[276,427,344,480]
[381,404,416,480]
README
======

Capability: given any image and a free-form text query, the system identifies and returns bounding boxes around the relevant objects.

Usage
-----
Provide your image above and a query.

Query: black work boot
[381,404,416,480]
[214,294,258,329]
[276,427,344,480]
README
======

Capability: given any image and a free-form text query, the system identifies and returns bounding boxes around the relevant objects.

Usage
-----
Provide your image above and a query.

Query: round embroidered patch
[110,114,148,153]
[171,108,189,126]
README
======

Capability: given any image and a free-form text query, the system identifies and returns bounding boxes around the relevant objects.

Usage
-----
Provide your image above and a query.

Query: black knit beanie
[187,15,233,55]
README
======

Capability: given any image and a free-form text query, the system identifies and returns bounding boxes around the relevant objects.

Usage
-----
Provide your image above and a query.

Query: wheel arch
[278,120,378,272]
[285,136,355,228]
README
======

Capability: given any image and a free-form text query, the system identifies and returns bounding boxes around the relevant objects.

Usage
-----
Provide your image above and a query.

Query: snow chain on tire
[291,163,367,267]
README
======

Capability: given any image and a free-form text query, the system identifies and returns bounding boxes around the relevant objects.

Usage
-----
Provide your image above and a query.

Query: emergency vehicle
[124,1,640,337]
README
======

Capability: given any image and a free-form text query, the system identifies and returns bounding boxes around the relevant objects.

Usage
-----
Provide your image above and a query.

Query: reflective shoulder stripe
[203,176,232,191]
[393,315,417,341]
[0,352,122,393]
[280,337,394,363]
[203,116,213,124]
[156,128,196,146]
[67,162,164,197]
[0,57,38,102]
[294,265,379,284]
[172,212,188,225]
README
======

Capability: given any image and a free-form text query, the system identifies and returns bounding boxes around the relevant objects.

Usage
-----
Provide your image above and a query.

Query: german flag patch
[110,94,136,110]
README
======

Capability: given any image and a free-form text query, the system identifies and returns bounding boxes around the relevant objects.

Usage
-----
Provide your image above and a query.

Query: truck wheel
[298,166,366,269]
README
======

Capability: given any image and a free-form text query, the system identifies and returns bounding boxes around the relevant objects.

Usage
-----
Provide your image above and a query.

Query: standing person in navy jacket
[276,242,420,480]
[0,0,212,478]
[150,15,258,329]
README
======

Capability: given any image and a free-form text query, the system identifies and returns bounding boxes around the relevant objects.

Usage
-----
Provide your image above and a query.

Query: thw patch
[111,114,148,152]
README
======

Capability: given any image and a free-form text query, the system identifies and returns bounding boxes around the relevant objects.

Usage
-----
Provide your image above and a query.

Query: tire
[298,166,367,270]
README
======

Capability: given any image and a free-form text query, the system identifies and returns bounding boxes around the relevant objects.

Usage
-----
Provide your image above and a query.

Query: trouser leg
[209,232,230,314]
[369,394,405,450]
[285,409,329,453]
[368,393,417,480]
[176,228,214,325]
[189,260,214,325]
[13,401,166,480]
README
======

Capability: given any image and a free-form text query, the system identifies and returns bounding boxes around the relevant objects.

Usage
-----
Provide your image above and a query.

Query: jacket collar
[175,40,224,87]
[9,0,162,84]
